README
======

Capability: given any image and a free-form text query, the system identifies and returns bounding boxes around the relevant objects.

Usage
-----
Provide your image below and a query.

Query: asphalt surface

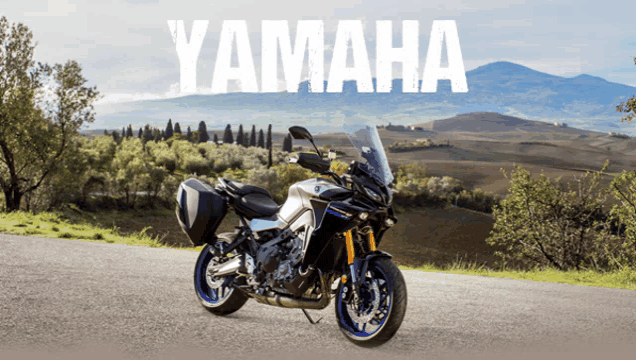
[1,233,636,360]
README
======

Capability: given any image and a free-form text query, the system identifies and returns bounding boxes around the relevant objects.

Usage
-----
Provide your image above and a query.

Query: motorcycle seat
[218,178,279,218]
[236,193,279,218]
[220,178,273,198]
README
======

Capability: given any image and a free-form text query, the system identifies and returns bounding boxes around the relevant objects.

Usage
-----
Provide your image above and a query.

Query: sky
[3,0,635,105]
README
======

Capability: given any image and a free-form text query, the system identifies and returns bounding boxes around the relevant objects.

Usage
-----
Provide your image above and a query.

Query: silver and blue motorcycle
[175,120,407,347]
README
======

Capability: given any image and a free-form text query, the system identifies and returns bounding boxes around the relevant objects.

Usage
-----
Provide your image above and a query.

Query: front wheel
[335,257,407,347]
[194,235,248,315]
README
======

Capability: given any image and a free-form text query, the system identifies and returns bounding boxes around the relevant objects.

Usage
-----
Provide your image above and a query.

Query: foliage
[616,57,636,123]
[0,16,100,212]
[485,162,630,272]
[223,124,233,144]
[165,119,173,139]
[174,122,181,134]
[282,134,293,152]
[237,124,245,147]
[250,125,257,147]
[266,124,272,149]
[198,121,209,143]
[258,129,265,148]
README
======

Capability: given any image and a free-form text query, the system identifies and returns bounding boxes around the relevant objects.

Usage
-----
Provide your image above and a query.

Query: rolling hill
[91,61,636,135]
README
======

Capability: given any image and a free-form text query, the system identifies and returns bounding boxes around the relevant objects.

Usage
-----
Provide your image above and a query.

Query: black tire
[193,234,248,315]
[334,257,407,347]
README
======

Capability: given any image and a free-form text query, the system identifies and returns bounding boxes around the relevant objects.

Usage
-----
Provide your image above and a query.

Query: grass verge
[0,208,171,248]
[1,208,635,290]
[399,263,636,291]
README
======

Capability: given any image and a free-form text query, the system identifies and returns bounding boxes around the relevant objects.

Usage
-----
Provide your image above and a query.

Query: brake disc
[346,278,381,324]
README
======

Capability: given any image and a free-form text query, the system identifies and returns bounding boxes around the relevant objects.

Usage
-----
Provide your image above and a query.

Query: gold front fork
[342,229,376,284]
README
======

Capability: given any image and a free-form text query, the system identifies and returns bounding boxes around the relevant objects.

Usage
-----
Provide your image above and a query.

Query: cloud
[477,19,533,28]
[25,0,76,17]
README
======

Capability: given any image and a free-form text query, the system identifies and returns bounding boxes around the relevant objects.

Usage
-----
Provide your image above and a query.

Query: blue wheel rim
[336,265,392,338]
[194,246,233,305]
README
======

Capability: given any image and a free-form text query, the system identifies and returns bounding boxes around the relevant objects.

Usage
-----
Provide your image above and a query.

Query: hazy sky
[3,0,635,104]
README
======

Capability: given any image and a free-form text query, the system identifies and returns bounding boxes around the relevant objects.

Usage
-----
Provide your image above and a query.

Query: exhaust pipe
[248,271,331,310]
[208,256,242,277]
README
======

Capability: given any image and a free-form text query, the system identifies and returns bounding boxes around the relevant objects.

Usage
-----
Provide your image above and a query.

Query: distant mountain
[92,61,636,135]
[415,112,600,135]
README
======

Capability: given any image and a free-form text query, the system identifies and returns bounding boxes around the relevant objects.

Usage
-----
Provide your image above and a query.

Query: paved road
[1,233,635,360]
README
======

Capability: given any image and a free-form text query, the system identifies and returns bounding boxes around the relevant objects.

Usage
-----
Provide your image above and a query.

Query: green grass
[0,209,168,248]
[399,263,636,291]
[1,208,635,290]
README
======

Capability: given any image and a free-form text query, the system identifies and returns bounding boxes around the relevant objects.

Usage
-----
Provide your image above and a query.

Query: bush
[486,162,625,271]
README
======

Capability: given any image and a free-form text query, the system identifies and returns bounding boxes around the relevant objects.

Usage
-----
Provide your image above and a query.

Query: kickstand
[302,309,323,325]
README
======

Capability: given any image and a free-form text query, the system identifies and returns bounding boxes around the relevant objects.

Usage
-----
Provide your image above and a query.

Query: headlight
[364,186,383,202]
[358,212,369,220]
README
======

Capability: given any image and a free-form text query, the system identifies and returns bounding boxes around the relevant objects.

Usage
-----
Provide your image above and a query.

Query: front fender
[351,250,393,288]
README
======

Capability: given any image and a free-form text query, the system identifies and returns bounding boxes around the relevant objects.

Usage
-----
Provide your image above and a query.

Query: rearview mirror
[289,126,314,141]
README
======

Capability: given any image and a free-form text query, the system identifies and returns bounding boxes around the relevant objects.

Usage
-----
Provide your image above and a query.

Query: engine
[251,227,312,296]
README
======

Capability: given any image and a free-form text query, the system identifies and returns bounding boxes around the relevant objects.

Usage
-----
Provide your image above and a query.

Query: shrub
[486,162,623,271]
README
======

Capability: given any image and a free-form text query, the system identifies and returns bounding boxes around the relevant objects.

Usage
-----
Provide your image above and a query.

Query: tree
[617,57,636,123]
[122,126,126,138]
[103,129,109,136]
[237,124,245,146]
[198,121,209,143]
[174,122,182,134]
[186,126,192,141]
[112,130,121,144]
[258,129,265,148]
[268,145,273,168]
[486,163,616,271]
[160,129,166,141]
[142,124,153,144]
[213,133,219,144]
[166,118,174,139]
[250,125,257,147]
[223,124,233,144]
[282,134,293,152]
[243,133,250,147]
[0,17,100,212]
[266,124,272,149]
[137,128,142,139]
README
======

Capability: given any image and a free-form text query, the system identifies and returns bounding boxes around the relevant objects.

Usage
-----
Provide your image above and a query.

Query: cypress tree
[266,124,272,150]
[186,126,192,141]
[142,124,153,144]
[282,134,293,152]
[237,124,245,146]
[112,130,120,143]
[250,125,256,147]
[161,129,166,141]
[122,126,126,138]
[257,129,265,148]
[223,124,233,144]
[198,121,209,143]
[213,133,219,144]
[138,128,142,139]
[268,145,273,168]
[174,122,182,134]
[243,134,249,147]
[103,129,109,135]
[166,119,174,139]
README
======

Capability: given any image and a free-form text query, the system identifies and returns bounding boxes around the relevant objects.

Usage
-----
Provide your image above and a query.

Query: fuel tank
[278,178,351,223]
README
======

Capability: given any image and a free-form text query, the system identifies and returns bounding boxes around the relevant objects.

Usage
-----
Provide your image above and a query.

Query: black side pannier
[176,178,227,246]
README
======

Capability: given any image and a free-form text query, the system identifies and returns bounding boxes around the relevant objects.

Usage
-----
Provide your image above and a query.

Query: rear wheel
[335,257,407,347]
[194,234,248,315]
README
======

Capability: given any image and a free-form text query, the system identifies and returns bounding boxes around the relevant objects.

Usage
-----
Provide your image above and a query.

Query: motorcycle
[175,119,407,347]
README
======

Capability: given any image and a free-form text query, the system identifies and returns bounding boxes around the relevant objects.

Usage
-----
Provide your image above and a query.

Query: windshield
[342,118,394,186]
